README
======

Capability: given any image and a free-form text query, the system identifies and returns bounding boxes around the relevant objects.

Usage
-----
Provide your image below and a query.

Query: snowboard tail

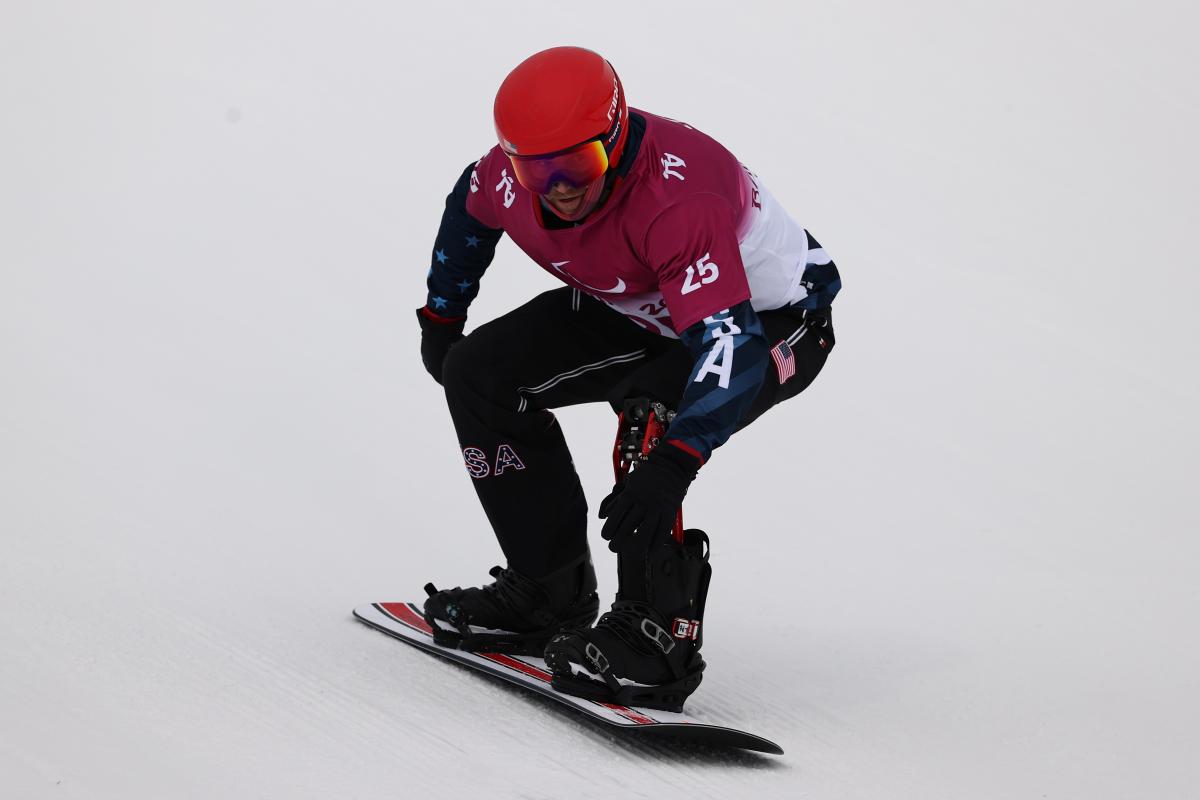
[352,601,783,755]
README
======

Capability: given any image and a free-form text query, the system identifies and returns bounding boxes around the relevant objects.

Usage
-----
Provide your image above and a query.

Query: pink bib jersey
[458,110,827,337]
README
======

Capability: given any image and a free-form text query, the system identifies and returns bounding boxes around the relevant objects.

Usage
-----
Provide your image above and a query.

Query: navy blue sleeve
[424,163,504,319]
[795,231,843,310]
[666,300,769,464]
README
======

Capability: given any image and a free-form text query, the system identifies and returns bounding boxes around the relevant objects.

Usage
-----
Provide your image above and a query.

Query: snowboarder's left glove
[599,442,700,553]
[416,306,466,385]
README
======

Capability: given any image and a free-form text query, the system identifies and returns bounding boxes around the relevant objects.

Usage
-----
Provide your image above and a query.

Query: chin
[547,196,597,221]
[543,176,608,222]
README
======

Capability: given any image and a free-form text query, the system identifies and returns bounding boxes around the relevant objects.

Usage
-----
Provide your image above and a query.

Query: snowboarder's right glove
[416,306,466,385]
[599,441,700,553]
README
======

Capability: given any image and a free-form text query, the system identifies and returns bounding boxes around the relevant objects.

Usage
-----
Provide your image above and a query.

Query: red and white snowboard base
[352,602,783,755]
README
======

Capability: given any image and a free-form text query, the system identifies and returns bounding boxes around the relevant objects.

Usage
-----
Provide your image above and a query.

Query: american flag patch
[770,340,796,384]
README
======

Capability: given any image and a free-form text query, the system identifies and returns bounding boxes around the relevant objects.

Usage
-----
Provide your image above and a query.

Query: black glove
[416,307,466,385]
[599,442,700,553]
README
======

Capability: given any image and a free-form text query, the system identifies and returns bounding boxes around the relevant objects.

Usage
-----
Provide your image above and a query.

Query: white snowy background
[2,1,1198,798]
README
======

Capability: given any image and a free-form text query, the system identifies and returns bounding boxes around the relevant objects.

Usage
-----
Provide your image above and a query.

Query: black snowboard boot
[423,551,599,656]
[543,529,711,712]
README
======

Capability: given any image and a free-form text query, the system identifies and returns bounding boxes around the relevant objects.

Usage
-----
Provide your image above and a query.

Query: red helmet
[494,47,630,201]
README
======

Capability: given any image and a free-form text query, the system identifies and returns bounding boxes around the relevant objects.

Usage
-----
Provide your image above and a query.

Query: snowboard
[352,601,783,755]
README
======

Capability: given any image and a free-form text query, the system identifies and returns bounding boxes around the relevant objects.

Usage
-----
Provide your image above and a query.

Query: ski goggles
[505,138,610,195]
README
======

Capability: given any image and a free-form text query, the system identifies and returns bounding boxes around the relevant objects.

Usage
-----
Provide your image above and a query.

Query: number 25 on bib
[681,253,720,295]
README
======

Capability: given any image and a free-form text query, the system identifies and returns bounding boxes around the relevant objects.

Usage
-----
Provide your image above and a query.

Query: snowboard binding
[545,529,711,712]
[422,555,599,657]
[545,398,712,712]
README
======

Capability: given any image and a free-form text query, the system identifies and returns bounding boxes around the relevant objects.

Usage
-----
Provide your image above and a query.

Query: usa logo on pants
[462,444,525,479]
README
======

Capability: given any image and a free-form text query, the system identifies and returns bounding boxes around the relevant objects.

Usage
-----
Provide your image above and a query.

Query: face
[542,180,590,218]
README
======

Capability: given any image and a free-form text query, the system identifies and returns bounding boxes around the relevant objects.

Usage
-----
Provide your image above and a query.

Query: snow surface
[2,1,1199,798]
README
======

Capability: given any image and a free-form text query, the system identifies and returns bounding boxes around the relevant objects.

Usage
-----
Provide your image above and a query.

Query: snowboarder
[417,46,840,711]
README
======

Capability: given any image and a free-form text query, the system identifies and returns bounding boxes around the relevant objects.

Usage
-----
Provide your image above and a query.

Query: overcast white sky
[2,2,1198,798]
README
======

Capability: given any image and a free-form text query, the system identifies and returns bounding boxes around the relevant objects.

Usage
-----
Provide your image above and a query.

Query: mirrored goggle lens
[508,140,609,195]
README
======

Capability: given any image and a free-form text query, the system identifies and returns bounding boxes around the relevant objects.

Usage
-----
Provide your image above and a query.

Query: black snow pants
[440,287,834,577]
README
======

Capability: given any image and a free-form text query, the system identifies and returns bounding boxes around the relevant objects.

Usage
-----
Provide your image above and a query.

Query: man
[417,46,840,711]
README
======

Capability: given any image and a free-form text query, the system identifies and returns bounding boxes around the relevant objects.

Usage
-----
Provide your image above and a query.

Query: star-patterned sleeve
[424,162,504,319]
